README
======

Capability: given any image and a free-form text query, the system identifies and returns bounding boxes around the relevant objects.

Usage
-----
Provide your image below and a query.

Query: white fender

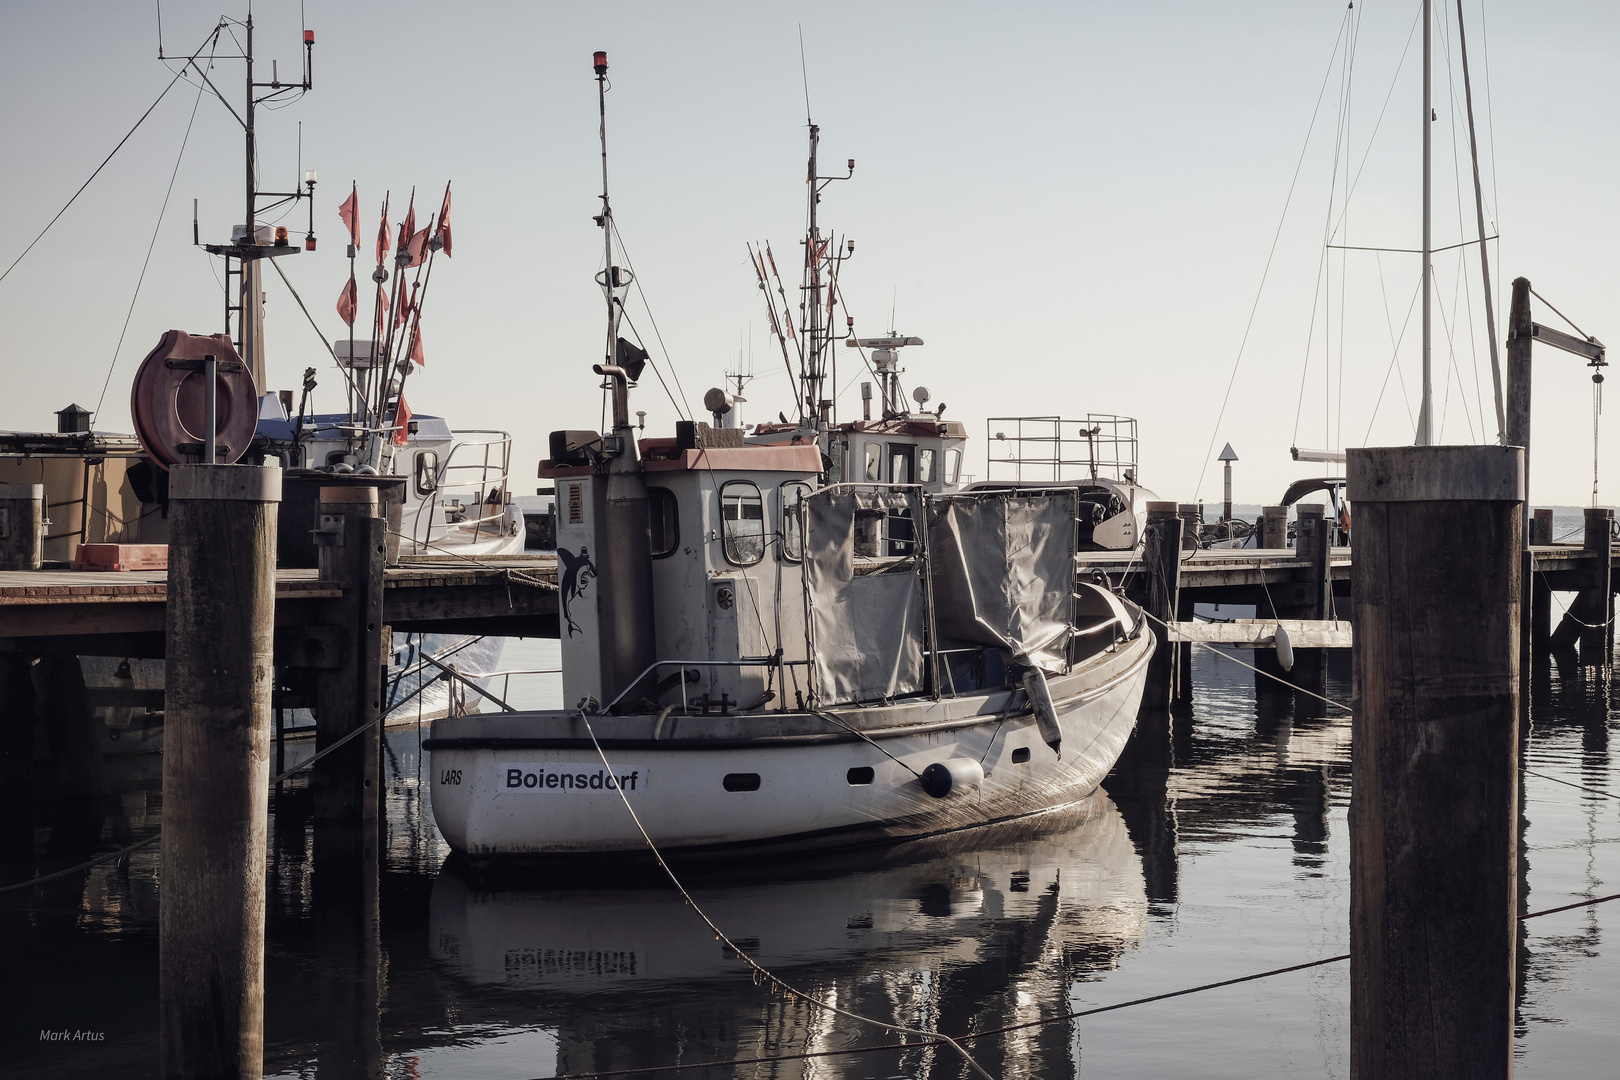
[1274,623,1294,672]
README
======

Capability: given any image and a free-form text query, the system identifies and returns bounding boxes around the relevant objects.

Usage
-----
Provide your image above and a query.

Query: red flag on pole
[393,396,413,446]
[410,324,425,366]
[395,283,417,328]
[336,276,358,326]
[375,212,391,265]
[338,185,359,245]
[402,194,416,250]
[405,227,430,267]
[435,183,452,258]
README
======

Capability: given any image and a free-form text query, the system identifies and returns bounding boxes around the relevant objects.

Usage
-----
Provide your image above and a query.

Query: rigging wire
[1371,253,1418,430]
[609,220,693,421]
[0,28,219,286]
[89,44,215,424]
[1194,7,1352,502]
[1434,5,1488,441]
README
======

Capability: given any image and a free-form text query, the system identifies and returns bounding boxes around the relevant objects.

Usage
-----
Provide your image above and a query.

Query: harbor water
[2,633,1616,1078]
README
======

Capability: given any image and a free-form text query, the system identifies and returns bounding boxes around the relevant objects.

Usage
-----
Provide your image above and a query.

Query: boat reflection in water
[427,793,1147,1078]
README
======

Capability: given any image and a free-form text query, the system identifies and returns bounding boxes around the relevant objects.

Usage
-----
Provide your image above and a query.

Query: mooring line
[540,890,1620,1079]
[576,711,996,1080]
[1523,769,1620,803]
[1137,606,1355,713]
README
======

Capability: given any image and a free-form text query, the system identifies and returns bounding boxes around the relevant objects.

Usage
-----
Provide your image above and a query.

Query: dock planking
[0,557,560,645]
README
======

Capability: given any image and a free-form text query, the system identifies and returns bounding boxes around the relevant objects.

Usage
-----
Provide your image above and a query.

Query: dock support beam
[1139,502,1182,713]
[1348,444,1522,1080]
[160,464,280,1080]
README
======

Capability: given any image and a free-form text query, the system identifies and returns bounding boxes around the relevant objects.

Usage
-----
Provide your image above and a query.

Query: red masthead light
[593,51,608,75]
[304,30,315,44]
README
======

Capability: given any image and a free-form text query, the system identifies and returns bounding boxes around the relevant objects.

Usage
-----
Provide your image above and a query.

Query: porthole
[846,766,875,786]
[722,772,762,792]
[1011,747,1031,764]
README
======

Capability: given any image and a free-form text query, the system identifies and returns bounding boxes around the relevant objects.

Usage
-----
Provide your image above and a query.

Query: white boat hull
[426,629,1154,858]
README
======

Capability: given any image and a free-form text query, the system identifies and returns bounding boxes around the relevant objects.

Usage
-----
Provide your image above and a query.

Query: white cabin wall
[554,475,607,710]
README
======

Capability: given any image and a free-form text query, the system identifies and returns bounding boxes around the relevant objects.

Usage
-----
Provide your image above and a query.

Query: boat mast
[805,123,824,427]
[595,51,622,376]
[1416,0,1434,445]
[242,10,262,390]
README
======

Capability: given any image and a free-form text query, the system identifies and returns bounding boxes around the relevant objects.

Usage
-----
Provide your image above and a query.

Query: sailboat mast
[1417,0,1434,445]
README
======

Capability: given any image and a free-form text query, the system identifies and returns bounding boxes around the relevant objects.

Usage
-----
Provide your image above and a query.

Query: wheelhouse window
[944,447,962,485]
[780,480,813,562]
[889,443,915,485]
[648,486,678,558]
[720,480,765,566]
[863,442,883,482]
[918,447,936,485]
[413,450,439,496]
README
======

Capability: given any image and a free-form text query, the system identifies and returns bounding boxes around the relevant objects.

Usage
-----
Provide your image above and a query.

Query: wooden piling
[160,463,279,1080]
[0,652,36,862]
[313,485,388,833]
[1348,444,1522,1080]
[1291,504,1332,695]
[1527,509,1553,659]
[1528,507,1553,546]
[1580,507,1613,668]
[1260,505,1288,550]
[0,482,44,570]
[1505,278,1532,501]
[1139,502,1181,712]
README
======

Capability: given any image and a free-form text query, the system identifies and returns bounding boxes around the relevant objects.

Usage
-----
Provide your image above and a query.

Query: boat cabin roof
[539,438,822,479]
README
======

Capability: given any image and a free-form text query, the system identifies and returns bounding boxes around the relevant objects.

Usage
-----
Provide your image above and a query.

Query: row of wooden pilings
[159,464,387,1079]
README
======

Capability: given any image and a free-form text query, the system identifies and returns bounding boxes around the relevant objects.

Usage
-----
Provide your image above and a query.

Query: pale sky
[2,1,1617,506]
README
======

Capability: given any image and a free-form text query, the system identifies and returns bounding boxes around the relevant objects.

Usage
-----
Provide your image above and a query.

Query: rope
[1523,769,1620,803]
[576,710,996,1080]
[1138,606,1354,713]
[542,889,1620,1079]
[811,709,923,779]
[0,25,221,286]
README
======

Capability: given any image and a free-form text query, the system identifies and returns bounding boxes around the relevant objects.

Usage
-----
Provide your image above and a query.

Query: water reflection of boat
[427,794,1146,1078]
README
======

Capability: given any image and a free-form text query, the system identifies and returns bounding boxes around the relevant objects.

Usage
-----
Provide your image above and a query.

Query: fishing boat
[425,54,1155,860]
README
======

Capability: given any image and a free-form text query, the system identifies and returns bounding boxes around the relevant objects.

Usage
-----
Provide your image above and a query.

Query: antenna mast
[594,51,626,375]
[801,122,853,429]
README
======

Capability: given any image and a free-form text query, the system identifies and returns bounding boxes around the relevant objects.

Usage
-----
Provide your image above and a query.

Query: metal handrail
[406,430,515,547]
[601,658,788,715]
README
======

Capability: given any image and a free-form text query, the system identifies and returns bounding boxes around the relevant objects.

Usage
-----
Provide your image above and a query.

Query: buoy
[1274,623,1294,672]
[920,758,985,798]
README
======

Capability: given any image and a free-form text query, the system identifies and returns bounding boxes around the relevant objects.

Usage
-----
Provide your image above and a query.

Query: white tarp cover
[928,491,1078,673]
[803,489,926,706]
